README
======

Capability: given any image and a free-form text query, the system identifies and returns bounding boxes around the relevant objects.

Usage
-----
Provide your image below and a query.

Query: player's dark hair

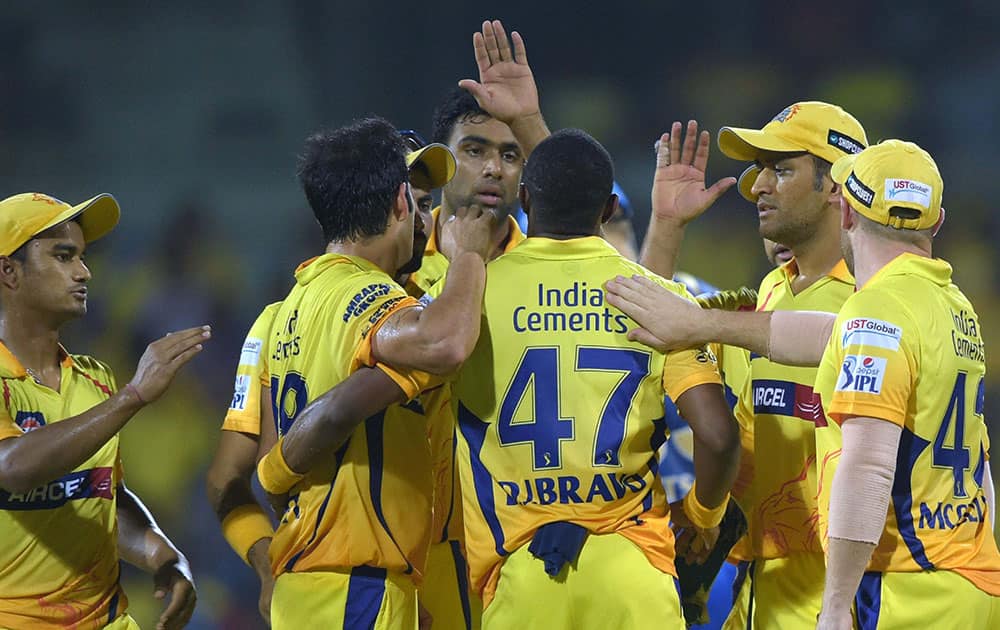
[522,129,615,234]
[812,155,832,191]
[297,117,408,243]
[431,87,491,145]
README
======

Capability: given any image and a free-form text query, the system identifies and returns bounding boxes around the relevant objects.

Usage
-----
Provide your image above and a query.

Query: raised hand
[439,204,495,261]
[458,19,540,125]
[128,326,211,403]
[652,121,737,227]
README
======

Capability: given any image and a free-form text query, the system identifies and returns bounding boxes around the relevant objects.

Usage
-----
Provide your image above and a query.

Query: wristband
[124,382,147,405]
[220,504,274,565]
[257,437,305,495]
[682,482,729,529]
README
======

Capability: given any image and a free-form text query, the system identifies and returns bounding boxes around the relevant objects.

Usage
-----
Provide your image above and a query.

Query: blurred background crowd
[2,2,998,627]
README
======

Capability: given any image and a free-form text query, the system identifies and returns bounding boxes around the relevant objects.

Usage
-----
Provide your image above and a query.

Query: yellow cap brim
[406,143,456,190]
[737,165,759,202]
[718,127,808,161]
[40,193,121,244]
[830,153,858,186]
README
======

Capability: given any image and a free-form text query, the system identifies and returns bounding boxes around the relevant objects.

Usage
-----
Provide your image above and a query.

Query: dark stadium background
[1,2,996,628]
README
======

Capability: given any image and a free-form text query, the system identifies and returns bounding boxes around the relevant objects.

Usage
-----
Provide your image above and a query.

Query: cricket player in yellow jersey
[812,140,1000,628]
[607,140,1000,629]
[253,117,494,630]
[450,129,739,629]
[205,136,453,627]
[0,193,207,629]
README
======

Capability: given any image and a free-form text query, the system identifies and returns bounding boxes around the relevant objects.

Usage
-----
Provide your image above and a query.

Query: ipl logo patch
[772,104,801,123]
[15,411,47,432]
[837,355,886,394]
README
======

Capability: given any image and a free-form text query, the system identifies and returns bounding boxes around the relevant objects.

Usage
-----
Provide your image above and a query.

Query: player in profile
[253,117,494,629]
[605,138,1000,629]
[205,136,455,626]
[0,193,207,629]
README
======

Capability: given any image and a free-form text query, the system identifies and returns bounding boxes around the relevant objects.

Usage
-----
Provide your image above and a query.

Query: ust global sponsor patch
[884,179,932,208]
[836,355,887,394]
[841,317,902,351]
[239,338,263,367]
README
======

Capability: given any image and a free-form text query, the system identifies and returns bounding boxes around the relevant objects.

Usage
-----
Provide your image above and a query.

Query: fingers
[471,31,489,75]
[669,121,682,166]
[706,177,738,203]
[655,132,670,170]
[511,30,528,65]
[680,120,698,166]
[627,327,667,350]
[157,580,196,630]
[168,343,205,369]
[492,20,512,61]
[457,79,487,104]
[482,20,500,65]
[157,326,211,356]
[693,129,711,172]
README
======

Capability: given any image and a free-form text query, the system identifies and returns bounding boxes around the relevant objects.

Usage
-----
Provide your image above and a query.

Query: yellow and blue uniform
[223,302,281,436]
[416,207,524,630]
[266,254,438,630]
[815,253,1000,628]
[726,258,855,630]
[453,236,721,628]
[0,343,138,630]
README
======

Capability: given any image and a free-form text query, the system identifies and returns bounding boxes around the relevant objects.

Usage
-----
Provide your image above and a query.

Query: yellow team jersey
[408,206,525,296]
[222,302,281,435]
[0,344,128,630]
[815,253,1000,594]
[734,259,855,559]
[266,254,437,583]
[452,236,722,605]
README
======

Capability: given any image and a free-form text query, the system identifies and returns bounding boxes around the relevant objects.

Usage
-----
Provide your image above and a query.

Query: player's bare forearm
[638,217,686,279]
[279,367,407,474]
[0,389,144,493]
[374,251,486,374]
[117,484,185,573]
[206,430,264,520]
[509,112,550,157]
[676,383,740,508]
[819,537,876,628]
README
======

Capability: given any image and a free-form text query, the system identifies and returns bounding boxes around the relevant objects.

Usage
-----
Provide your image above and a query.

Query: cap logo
[885,179,932,209]
[771,104,801,123]
[828,131,865,155]
[31,193,65,206]
[845,172,875,208]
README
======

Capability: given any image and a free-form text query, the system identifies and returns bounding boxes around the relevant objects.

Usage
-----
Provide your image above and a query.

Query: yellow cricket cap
[405,143,456,190]
[0,193,120,257]
[831,139,943,231]
[737,164,760,202]
[719,101,868,175]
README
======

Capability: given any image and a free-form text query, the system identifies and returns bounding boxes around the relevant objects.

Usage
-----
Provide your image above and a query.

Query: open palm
[458,20,540,123]
[652,121,736,225]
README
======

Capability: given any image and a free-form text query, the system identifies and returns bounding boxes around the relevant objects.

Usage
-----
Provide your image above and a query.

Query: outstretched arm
[640,122,737,278]
[459,19,550,157]
[118,484,197,630]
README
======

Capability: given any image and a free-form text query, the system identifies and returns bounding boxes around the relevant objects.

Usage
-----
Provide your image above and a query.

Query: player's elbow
[697,414,741,459]
[420,338,473,375]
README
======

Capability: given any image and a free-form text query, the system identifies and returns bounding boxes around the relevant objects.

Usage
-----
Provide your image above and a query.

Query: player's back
[267,253,433,579]
[453,236,721,595]
[817,254,1000,592]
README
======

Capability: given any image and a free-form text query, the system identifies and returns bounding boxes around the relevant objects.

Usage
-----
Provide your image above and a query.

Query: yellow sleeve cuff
[683,481,729,529]
[220,504,274,565]
[257,437,305,495]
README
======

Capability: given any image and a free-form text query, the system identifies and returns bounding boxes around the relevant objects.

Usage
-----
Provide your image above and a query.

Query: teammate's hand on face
[458,19,539,125]
[650,121,736,228]
[439,204,494,261]
[128,326,211,403]
[153,557,197,630]
[605,275,705,350]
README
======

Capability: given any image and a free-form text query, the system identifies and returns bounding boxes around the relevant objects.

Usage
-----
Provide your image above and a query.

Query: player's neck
[0,310,63,376]
[851,237,931,288]
[787,228,844,293]
[325,240,399,277]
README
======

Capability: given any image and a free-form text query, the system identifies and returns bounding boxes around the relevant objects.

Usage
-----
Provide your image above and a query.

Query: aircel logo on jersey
[918,495,987,530]
[842,318,902,351]
[0,467,113,510]
[884,179,932,208]
[496,472,648,506]
[14,410,47,432]
[751,379,825,424]
[343,284,394,322]
[836,355,886,394]
[239,338,263,367]
[230,374,251,411]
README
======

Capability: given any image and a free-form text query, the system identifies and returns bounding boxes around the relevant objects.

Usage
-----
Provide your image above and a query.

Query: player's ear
[932,207,946,237]
[392,182,411,221]
[0,256,19,290]
[839,195,855,231]
[827,180,842,206]
[600,193,620,225]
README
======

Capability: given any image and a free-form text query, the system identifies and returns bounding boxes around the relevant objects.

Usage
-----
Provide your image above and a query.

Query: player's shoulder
[248,301,283,334]
[757,263,788,294]
[69,354,117,390]
[618,260,698,300]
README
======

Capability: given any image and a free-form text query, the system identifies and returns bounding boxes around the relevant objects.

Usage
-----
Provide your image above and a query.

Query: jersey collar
[511,235,620,259]
[780,257,854,284]
[860,252,952,289]
[0,342,74,379]
[294,253,383,285]
[426,206,525,256]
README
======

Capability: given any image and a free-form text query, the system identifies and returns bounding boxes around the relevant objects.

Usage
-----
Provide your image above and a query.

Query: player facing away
[0,193,207,630]
[605,139,1000,629]
[254,117,494,630]
[205,137,454,626]
[451,129,740,629]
